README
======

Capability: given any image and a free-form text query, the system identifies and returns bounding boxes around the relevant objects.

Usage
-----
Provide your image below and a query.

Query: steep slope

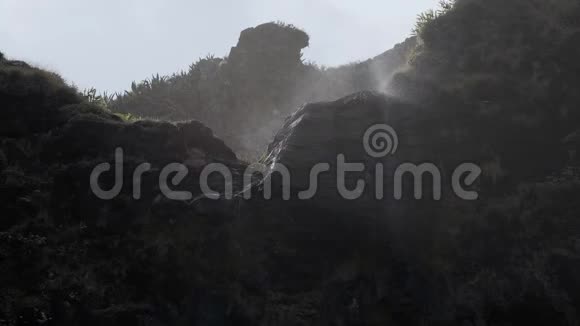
[391,0,580,183]
[242,0,580,324]
[109,23,415,158]
[0,60,250,324]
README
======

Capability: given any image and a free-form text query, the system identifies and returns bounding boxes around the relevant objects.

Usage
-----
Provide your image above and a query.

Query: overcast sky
[0,0,438,93]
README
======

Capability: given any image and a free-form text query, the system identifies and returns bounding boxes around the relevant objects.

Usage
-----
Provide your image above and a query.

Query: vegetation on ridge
[2,1,580,324]
[101,22,414,159]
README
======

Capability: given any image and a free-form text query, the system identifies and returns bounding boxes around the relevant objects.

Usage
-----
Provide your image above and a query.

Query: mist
[3,1,580,324]
[0,0,438,93]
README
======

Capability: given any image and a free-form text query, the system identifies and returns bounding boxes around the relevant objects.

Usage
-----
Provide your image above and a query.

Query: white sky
[0,0,438,93]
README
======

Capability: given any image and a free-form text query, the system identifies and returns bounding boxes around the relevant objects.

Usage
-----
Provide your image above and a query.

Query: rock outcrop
[247,90,580,325]
[0,61,250,324]
[109,23,416,159]
[264,92,423,211]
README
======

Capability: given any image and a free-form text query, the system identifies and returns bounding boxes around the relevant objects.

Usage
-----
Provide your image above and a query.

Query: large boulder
[264,91,486,209]
[227,22,309,73]
[219,22,311,158]
[262,89,574,225]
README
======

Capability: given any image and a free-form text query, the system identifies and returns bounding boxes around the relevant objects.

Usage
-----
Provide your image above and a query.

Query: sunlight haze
[0,0,438,93]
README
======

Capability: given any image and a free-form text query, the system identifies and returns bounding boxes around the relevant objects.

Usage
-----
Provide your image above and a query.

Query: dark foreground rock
[0,60,254,325]
[4,0,580,320]
[239,91,580,325]
[3,60,580,325]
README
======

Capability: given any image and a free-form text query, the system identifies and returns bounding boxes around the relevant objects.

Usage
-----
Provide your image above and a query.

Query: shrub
[412,0,455,37]
[81,87,115,109]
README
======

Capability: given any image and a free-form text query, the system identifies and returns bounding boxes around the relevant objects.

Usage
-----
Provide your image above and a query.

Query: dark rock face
[265,89,569,204]
[0,117,247,324]
[0,62,250,324]
[265,92,421,211]
[3,65,580,324]
[250,91,580,325]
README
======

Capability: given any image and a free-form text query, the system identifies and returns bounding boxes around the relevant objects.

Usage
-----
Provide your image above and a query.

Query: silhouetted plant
[412,0,455,36]
[81,87,115,108]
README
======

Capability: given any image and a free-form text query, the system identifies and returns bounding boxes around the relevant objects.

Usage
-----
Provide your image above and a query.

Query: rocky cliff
[108,23,415,159]
[0,59,250,324]
[2,0,580,324]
